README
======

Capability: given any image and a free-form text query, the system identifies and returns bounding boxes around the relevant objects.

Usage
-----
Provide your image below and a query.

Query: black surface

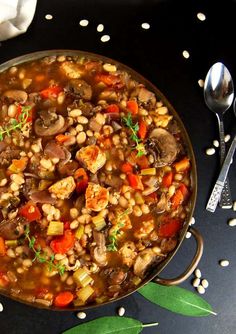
[1,0,236,333]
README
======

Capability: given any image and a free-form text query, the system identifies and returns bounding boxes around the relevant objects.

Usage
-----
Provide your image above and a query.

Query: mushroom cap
[3,90,28,104]
[34,114,65,136]
[149,128,178,167]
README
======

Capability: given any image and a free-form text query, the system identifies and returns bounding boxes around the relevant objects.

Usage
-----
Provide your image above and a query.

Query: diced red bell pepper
[128,173,144,190]
[138,118,147,139]
[50,230,75,254]
[121,162,133,173]
[16,105,35,123]
[179,183,190,200]
[40,86,63,99]
[159,218,182,237]
[19,202,42,222]
[54,291,74,308]
[105,104,119,113]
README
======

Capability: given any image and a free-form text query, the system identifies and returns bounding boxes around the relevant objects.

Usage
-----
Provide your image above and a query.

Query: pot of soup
[0,51,203,310]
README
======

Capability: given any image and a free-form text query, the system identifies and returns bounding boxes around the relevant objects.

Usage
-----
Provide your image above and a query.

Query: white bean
[219,260,229,267]
[189,216,195,225]
[228,218,236,227]
[192,278,200,287]
[233,201,236,211]
[224,134,231,142]
[97,24,104,32]
[195,268,201,278]
[197,285,205,294]
[79,19,89,27]
[201,279,209,289]
[206,148,215,155]
[185,231,192,239]
[101,35,110,42]
[8,104,17,118]
[118,307,125,317]
[213,140,219,148]
[0,303,3,312]
[77,312,87,319]
[76,131,86,144]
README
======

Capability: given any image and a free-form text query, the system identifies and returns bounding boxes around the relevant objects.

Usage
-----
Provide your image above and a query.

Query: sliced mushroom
[109,268,127,285]
[133,248,158,277]
[152,193,168,214]
[44,141,66,159]
[0,217,26,240]
[3,90,28,104]
[91,231,107,266]
[30,190,56,204]
[130,86,156,107]
[34,114,65,136]
[67,79,92,100]
[148,128,178,167]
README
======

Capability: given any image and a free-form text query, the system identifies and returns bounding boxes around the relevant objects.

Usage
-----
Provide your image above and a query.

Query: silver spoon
[204,62,234,209]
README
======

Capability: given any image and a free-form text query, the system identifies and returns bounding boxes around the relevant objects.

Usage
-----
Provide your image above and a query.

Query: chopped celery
[75,225,84,240]
[76,285,94,302]
[132,276,142,286]
[95,296,108,304]
[140,168,156,175]
[5,240,18,247]
[73,268,93,287]
[92,215,106,231]
[47,221,64,236]
[134,192,144,205]
[38,180,52,191]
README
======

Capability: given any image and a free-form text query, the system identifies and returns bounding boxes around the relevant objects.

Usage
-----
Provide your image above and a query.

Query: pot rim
[0,49,198,311]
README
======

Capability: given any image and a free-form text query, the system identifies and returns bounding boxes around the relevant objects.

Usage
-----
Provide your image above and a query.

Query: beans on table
[0,55,192,308]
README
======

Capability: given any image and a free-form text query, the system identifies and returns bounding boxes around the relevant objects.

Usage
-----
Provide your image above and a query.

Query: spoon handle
[217,118,232,208]
[206,135,236,212]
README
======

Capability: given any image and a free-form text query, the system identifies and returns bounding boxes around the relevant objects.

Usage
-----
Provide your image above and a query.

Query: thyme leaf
[24,225,66,276]
[107,208,131,252]
[122,113,146,157]
[0,105,33,141]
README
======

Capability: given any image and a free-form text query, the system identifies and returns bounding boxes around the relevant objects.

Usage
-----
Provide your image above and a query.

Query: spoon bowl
[204,62,234,209]
[204,62,234,115]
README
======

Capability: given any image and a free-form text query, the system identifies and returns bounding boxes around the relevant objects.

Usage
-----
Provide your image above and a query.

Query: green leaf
[62,316,158,334]
[139,283,217,317]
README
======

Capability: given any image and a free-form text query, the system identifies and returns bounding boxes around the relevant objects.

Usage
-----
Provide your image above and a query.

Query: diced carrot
[95,74,120,86]
[121,162,133,173]
[179,183,189,200]
[35,74,45,82]
[127,100,139,115]
[8,157,28,174]
[171,189,184,209]
[40,86,63,99]
[50,230,75,254]
[162,172,173,188]
[0,237,6,256]
[159,218,182,237]
[0,271,10,288]
[74,168,88,194]
[55,134,72,143]
[136,155,149,169]
[54,291,74,308]
[106,104,119,113]
[19,202,42,222]
[138,119,147,139]
[128,173,144,190]
[103,138,112,149]
[173,157,190,173]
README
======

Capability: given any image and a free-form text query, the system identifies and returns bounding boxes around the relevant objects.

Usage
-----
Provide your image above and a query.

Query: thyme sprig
[24,225,65,276]
[107,208,131,252]
[0,105,32,141]
[122,113,146,157]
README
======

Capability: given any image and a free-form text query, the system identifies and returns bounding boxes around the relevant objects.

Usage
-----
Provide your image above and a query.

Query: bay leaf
[62,316,158,334]
[139,282,217,317]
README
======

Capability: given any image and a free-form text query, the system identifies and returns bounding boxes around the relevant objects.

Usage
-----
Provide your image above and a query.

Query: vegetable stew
[0,54,192,308]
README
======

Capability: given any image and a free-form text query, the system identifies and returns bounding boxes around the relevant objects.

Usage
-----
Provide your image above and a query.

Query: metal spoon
[204,62,234,208]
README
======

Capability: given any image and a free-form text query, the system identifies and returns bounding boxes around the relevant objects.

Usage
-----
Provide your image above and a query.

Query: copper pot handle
[153,227,203,286]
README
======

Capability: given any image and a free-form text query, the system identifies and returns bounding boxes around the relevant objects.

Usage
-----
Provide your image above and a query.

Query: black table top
[1,0,236,333]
